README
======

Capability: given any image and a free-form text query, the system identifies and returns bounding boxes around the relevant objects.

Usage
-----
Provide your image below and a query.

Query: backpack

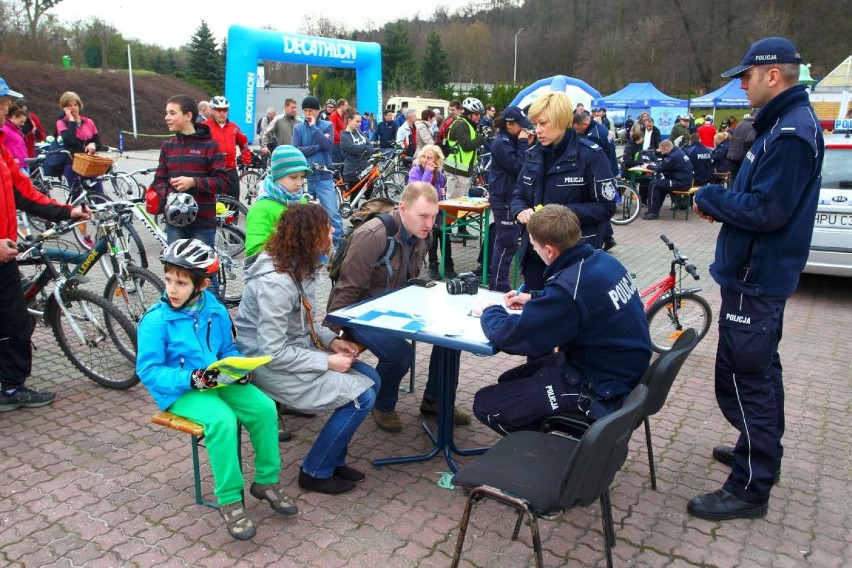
[40,138,69,178]
[256,117,265,135]
[327,197,397,286]
[435,116,456,158]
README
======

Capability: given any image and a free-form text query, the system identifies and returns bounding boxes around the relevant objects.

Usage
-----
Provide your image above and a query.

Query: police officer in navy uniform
[642,139,693,220]
[511,92,616,291]
[572,110,619,250]
[689,37,824,521]
[471,205,651,435]
[684,133,714,186]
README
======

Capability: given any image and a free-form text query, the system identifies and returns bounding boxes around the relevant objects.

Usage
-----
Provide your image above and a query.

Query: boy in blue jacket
[472,205,651,435]
[136,239,297,541]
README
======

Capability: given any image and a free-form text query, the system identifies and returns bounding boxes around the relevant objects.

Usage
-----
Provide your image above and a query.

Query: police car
[805,130,852,277]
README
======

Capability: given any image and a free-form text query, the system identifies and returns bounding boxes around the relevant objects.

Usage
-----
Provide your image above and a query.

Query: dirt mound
[3,60,210,151]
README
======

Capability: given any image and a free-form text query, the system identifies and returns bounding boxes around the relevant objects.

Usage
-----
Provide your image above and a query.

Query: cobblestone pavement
[2,158,850,567]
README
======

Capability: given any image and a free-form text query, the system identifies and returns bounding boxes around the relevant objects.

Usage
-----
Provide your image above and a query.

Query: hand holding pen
[504,284,531,310]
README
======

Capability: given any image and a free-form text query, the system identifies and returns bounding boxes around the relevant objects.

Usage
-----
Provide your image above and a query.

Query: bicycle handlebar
[660,234,673,248]
[685,264,700,280]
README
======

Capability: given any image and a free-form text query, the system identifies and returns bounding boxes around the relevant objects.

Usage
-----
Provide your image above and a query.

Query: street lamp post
[513,27,524,84]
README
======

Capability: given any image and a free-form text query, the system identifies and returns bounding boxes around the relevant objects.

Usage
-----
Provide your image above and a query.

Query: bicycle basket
[71,153,113,177]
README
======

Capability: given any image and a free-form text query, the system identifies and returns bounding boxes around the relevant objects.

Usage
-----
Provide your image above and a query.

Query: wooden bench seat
[671,187,700,220]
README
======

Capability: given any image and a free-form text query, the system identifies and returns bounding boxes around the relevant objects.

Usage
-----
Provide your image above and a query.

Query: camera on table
[446,272,479,295]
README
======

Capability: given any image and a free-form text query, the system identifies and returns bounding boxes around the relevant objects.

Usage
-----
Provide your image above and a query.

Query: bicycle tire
[646,292,712,354]
[217,194,249,225]
[110,173,146,200]
[239,170,264,205]
[378,182,404,203]
[216,224,246,307]
[104,265,165,325]
[383,171,408,189]
[611,182,641,226]
[47,287,140,390]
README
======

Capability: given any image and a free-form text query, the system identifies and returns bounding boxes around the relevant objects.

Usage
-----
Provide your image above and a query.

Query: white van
[385,96,450,119]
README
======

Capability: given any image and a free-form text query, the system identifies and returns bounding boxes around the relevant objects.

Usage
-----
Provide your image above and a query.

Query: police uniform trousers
[648,178,690,215]
[715,287,786,504]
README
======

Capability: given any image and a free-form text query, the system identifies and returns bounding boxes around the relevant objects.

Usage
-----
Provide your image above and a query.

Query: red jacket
[1,131,71,240]
[697,124,717,148]
[22,112,46,158]
[330,110,346,145]
[202,119,248,169]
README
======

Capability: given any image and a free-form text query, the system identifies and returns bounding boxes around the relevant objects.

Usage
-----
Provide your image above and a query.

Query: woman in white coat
[235,202,379,495]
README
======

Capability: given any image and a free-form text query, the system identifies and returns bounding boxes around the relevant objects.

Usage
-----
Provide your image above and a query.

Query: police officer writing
[641,140,693,220]
[511,92,616,291]
[689,37,824,521]
[471,205,651,434]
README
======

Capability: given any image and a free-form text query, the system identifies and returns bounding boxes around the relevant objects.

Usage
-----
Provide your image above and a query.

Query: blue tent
[690,80,750,108]
[511,75,602,111]
[592,82,688,137]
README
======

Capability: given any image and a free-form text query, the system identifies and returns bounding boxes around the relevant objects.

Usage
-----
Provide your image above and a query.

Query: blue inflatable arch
[510,75,602,111]
[225,25,382,143]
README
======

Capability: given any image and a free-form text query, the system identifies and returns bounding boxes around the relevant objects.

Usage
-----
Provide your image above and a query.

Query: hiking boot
[371,408,402,432]
[298,470,356,495]
[250,482,299,515]
[219,502,256,540]
[334,465,366,483]
[0,386,56,412]
[419,399,472,426]
[429,262,441,281]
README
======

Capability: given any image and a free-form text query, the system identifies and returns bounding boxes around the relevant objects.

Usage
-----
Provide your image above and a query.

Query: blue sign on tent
[690,80,750,108]
[593,82,688,137]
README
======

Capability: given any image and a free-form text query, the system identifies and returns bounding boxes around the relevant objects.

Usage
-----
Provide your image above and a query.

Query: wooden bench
[671,187,699,220]
[151,411,242,508]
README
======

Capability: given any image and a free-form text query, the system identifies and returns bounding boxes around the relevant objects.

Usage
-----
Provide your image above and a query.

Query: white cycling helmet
[160,238,220,278]
[210,96,230,109]
[164,192,198,227]
[462,97,485,114]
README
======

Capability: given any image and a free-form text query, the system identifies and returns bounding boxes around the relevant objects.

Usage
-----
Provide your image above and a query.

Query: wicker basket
[71,153,113,177]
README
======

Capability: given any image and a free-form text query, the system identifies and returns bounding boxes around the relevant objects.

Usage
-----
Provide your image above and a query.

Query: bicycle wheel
[109,173,145,200]
[216,225,246,307]
[611,182,641,226]
[48,287,140,390]
[216,194,249,228]
[239,170,263,204]
[383,170,408,189]
[104,265,165,325]
[646,292,712,354]
[378,182,404,203]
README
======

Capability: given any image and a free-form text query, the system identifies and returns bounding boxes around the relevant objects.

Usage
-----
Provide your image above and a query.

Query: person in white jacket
[235,202,380,496]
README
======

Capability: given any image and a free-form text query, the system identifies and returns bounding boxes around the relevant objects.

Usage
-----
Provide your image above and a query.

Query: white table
[326,284,502,472]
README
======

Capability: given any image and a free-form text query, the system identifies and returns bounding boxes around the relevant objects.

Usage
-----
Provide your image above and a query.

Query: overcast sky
[50,0,450,49]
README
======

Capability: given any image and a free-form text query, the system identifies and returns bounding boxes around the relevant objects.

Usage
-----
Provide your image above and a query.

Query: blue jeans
[165,225,219,294]
[345,327,451,412]
[301,361,379,479]
[307,174,342,247]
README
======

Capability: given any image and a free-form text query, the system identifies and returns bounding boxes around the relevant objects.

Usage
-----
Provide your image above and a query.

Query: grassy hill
[3,60,210,151]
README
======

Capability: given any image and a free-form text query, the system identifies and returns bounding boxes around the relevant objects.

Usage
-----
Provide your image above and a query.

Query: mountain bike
[238,149,268,205]
[17,221,140,389]
[610,178,642,225]
[640,235,712,353]
[314,157,404,219]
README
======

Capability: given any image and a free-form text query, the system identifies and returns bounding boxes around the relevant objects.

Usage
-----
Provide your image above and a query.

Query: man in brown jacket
[326,182,472,432]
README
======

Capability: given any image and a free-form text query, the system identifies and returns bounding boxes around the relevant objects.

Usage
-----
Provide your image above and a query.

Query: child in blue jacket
[136,239,297,541]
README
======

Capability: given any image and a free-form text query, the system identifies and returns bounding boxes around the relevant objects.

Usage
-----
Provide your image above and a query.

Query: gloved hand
[190,368,220,390]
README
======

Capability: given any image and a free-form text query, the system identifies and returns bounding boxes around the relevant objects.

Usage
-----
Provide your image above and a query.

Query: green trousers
[169,383,280,506]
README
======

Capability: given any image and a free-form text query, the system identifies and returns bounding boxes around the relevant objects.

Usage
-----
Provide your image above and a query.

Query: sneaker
[219,502,256,540]
[298,470,356,495]
[334,465,366,483]
[371,408,402,432]
[0,386,56,412]
[687,489,768,521]
[249,482,299,515]
[419,399,472,426]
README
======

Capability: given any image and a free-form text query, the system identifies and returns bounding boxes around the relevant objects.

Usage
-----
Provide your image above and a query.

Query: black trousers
[0,261,33,390]
[225,168,240,201]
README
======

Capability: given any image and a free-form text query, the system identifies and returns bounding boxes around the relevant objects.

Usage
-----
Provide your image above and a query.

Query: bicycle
[322,153,404,219]
[640,234,712,353]
[238,149,268,205]
[17,221,140,390]
[377,144,410,194]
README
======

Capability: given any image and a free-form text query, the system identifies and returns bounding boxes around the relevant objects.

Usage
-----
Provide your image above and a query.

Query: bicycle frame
[639,236,704,311]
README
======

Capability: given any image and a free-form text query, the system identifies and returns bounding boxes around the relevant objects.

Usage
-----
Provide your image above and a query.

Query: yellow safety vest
[445,118,477,175]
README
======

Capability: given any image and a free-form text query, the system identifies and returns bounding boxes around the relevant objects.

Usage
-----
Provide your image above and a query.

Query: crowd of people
[0,34,825,540]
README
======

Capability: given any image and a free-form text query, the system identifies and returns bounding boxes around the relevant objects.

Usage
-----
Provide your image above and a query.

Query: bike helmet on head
[210,96,230,109]
[462,97,485,114]
[160,239,220,278]
[164,192,198,227]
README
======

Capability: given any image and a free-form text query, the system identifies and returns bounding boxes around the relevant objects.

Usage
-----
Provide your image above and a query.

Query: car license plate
[815,212,852,229]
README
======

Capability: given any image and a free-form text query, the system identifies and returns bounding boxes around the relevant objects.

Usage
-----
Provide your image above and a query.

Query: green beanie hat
[270,145,311,181]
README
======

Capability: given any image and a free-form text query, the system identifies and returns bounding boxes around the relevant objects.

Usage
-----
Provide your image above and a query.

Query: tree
[420,30,451,92]
[21,0,62,38]
[187,21,221,92]
[382,22,416,92]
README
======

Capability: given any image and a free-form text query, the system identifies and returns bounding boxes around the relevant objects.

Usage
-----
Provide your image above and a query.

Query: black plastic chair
[450,384,648,568]
[637,328,699,490]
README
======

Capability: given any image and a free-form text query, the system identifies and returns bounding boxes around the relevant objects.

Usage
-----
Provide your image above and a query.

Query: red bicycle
[640,235,712,353]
